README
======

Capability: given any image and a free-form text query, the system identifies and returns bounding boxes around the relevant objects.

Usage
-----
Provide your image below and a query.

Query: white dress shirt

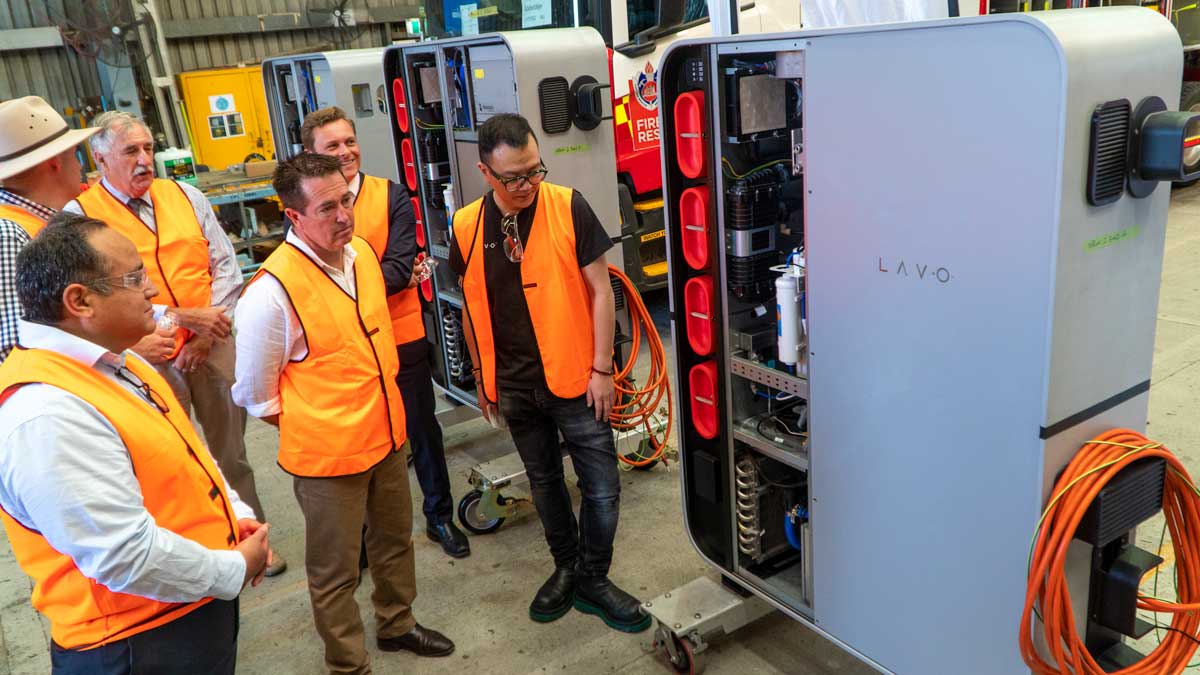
[63,178,242,315]
[347,172,362,198]
[0,321,253,602]
[232,231,358,418]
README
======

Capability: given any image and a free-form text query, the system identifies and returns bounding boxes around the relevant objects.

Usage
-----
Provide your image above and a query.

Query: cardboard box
[244,160,277,179]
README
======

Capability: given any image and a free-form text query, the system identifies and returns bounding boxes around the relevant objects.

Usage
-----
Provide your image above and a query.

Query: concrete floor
[5,186,1200,674]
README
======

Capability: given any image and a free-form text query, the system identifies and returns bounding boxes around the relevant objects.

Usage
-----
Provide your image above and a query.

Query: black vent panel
[1075,457,1165,548]
[1087,99,1131,207]
[538,77,571,135]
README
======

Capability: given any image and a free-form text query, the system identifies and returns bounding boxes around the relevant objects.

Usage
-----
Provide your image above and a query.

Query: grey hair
[88,111,152,156]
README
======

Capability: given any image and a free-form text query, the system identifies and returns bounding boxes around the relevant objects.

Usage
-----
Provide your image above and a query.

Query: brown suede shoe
[377,624,454,657]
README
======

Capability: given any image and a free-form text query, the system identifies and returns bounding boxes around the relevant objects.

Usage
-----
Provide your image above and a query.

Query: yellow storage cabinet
[178,66,275,171]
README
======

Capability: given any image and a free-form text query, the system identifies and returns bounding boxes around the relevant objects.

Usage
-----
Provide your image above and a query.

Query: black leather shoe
[426,521,470,558]
[377,624,455,657]
[574,576,651,633]
[529,566,575,623]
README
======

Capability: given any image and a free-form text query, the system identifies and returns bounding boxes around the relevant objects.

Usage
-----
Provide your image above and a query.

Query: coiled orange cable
[1020,428,1200,674]
[607,265,673,468]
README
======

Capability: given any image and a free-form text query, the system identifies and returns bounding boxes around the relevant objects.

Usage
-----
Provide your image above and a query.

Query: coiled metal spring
[735,456,762,558]
[442,305,472,382]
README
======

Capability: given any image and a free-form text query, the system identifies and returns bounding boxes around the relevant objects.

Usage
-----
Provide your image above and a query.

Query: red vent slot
[411,197,426,248]
[401,138,417,191]
[684,276,715,356]
[679,186,710,270]
[689,361,719,440]
[393,78,409,134]
[420,278,433,302]
[674,91,706,179]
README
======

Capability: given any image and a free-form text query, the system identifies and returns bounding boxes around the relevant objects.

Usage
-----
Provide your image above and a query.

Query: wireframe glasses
[486,161,548,193]
[87,267,149,292]
[501,213,524,263]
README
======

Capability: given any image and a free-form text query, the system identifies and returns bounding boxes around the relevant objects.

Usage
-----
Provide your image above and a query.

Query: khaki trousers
[292,445,418,675]
[157,337,263,520]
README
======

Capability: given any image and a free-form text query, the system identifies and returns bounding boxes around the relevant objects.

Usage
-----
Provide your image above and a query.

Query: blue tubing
[784,506,807,551]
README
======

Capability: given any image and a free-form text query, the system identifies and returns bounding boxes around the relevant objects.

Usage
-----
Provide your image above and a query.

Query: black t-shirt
[449,189,613,390]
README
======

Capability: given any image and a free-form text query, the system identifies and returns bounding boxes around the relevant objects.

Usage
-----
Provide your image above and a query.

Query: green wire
[720,157,789,179]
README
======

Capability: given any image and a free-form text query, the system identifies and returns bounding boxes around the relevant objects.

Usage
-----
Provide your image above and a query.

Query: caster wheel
[457,490,506,534]
[626,453,659,471]
[668,635,696,674]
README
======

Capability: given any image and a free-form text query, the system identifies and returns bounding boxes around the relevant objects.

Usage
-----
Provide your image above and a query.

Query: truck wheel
[1176,82,1200,188]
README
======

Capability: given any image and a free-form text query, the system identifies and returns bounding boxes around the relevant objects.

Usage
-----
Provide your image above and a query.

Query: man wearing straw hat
[0,96,99,363]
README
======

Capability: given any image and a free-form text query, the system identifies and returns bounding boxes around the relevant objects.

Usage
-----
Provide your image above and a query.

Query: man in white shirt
[0,213,270,674]
[234,154,453,673]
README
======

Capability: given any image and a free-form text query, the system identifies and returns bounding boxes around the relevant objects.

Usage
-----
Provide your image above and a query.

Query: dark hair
[273,153,344,212]
[478,113,537,162]
[16,213,111,325]
[300,106,356,152]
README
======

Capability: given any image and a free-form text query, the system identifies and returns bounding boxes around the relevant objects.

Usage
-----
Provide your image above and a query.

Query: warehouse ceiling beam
[160,8,417,40]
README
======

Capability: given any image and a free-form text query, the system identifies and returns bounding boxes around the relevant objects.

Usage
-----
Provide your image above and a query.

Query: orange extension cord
[1020,429,1200,674]
[607,265,673,468]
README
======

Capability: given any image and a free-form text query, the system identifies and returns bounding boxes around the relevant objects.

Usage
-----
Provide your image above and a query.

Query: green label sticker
[1084,226,1141,252]
[554,144,589,155]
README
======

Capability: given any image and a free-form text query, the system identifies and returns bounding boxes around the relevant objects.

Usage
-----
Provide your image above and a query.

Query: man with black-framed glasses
[448,113,649,634]
[0,214,271,674]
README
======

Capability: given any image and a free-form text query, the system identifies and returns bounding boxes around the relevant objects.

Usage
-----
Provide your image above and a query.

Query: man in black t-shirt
[449,114,649,634]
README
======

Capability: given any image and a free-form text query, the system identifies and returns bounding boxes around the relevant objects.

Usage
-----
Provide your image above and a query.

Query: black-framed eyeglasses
[86,267,149,293]
[500,212,524,263]
[485,160,548,193]
[115,366,169,414]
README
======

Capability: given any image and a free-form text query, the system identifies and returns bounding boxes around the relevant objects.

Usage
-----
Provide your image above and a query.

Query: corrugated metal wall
[0,0,418,117]
[160,0,418,73]
[0,1,104,116]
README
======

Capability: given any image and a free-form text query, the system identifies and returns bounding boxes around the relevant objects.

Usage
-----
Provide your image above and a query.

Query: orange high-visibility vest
[0,347,238,650]
[0,204,47,238]
[76,180,213,357]
[453,183,596,403]
[247,236,407,476]
[353,174,426,345]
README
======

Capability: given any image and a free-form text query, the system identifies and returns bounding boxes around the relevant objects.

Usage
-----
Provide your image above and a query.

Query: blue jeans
[498,385,621,577]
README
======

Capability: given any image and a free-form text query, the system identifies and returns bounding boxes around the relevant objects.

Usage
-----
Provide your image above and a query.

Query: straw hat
[0,96,100,181]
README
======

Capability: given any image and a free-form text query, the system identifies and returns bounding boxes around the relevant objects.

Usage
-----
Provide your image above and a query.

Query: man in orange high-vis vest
[300,107,469,559]
[0,96,100,364]
[64,111,284,577]
[0,214,270,674]
[233,154,454,674]
[448,114,650,633]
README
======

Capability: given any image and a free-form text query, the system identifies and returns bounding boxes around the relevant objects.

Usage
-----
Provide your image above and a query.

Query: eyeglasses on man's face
[86,267,149,293]
[486,161,548,193]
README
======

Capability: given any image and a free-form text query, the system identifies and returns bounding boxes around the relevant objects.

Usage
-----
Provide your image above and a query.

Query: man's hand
[237,518,265,541]
[475,383,500,426]
[586,370,614,422]
[235,523,270,588]
[262,414,280,428]
[173,335,212,373]
[174,307,232,340]
[131,332,175,364]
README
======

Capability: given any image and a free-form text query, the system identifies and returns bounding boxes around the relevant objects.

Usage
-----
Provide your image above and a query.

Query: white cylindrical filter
[443,183,457,220]
[776,272,803,366]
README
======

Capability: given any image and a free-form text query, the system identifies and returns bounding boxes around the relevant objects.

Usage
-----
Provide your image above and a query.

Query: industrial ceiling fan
[56,0,158,69]
[306,0,372,48]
